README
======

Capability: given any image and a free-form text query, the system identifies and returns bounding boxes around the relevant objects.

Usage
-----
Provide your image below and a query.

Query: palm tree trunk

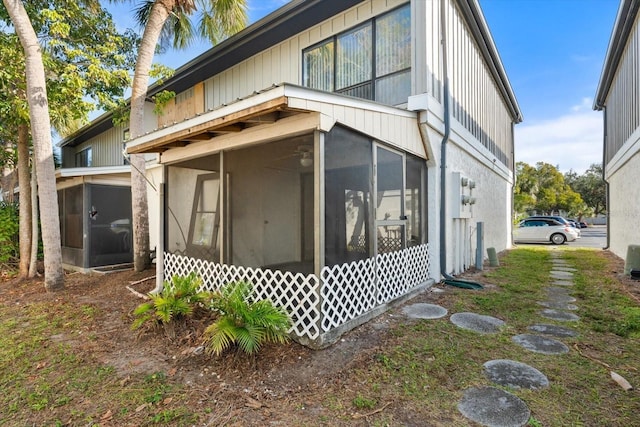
[29,155,39,278]
[4,0,64,290]
[17,123,32,278]
[129,0,175,272]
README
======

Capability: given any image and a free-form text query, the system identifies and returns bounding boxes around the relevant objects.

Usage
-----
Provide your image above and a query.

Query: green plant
[0,201,19,264]
[203,281,291,355]
[352,395,377,410]
[132,273,211,330]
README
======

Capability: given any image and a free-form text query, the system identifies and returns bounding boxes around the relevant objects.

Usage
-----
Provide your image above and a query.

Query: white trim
[56,165,131,178]
[605,127,640,178]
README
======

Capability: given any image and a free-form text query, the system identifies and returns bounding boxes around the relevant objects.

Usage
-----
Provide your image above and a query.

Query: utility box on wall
[451,171,476,219]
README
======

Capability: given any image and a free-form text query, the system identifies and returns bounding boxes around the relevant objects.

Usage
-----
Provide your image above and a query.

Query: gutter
[602,109,610,250]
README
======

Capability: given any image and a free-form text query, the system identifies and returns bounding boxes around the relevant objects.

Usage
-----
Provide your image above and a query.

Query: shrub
[203,281,291,356]
[132,273,211,331]
[0,201,19,264]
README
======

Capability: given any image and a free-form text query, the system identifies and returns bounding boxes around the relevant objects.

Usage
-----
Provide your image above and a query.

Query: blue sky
[480,0,619,173]
[110,0,619,174]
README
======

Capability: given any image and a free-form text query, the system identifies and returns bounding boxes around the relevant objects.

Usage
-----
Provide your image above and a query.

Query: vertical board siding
[74,124,127,167]
[606,16,640,164]
[203,0,405,110]
[447,1,513,169]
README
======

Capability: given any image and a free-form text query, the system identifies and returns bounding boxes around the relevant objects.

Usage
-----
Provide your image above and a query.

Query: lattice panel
[321,243,432,332]
[163,253,321,340]
[320,257,377,331]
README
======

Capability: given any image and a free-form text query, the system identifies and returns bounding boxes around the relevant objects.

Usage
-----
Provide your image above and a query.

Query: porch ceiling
[126,96,308,154]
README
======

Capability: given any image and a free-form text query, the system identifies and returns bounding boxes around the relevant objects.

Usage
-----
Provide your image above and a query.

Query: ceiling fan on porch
[273,145,313,167]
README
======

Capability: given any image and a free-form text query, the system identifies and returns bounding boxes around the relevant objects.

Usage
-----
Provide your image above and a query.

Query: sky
[109,0,620,175]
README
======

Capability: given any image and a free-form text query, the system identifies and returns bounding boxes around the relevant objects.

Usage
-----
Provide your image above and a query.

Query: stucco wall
[608,151,640,259]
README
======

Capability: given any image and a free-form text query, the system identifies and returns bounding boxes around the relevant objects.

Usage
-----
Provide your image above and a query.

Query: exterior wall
[603,14,640,165]
[202,0,408,110]
[158,82,205,128]
[447,0,514,169]
[608,151,640,259]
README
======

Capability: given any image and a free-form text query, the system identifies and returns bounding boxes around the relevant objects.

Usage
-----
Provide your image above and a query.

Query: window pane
[303,40,334,91]
[376,6,411,76]
[405,154,426,246]
[336,24,372,90]
[375,70,411,105]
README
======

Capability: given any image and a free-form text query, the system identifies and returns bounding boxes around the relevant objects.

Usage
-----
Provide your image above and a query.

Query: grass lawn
[0,247,638,426]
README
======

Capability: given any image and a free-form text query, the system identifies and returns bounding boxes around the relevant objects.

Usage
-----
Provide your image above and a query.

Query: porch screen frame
[186,172,221,259]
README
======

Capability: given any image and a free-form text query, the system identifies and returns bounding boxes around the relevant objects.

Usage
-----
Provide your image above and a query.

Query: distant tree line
[514,161,606,220]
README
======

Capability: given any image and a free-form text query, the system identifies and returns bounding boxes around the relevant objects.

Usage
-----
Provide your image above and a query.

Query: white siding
[203,0,408,110]
[75,124,128,167]
[446,0,513,169]
[608,151,640,259]
[604,15,640,164]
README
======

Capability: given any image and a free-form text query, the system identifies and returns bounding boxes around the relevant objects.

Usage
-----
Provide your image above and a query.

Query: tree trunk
[4,0,64,290]
[17,123,32,278]
[129,0,175,272]
[29,155,39,278]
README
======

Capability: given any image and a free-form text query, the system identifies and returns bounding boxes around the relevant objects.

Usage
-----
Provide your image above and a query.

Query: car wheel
[551,233,566,245]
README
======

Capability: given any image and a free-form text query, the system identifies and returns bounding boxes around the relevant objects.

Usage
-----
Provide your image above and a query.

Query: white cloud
[515,104,603,174]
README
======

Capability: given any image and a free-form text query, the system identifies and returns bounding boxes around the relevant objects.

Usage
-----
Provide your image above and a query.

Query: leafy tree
[124,0,248,272]
[514,161,584,217]
[565,163,606,217]
[1,0,138,287]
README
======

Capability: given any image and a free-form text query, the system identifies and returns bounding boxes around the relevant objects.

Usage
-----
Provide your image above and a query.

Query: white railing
[163,243,431,344]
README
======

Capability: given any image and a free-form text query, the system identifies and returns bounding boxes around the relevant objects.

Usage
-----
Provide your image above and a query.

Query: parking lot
[567,225,607,249]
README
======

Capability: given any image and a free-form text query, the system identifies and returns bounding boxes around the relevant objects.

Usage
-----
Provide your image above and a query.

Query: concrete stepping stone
[458,386,530,427]
[547,286,574,295]
[551,266,577,272]
[540,309,580,322]
[544,292,576,303]
[483,359,549,390]
[512,334,570,355]
[528,324,578,338]
[550,271,574,280]
[536,301,578,310]
[551,280,574,287]
[402,303,448,319]
[450,312,505,334]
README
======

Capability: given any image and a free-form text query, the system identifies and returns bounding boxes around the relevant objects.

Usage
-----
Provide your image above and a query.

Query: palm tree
[3,0,64,290]
[126,0,247,272]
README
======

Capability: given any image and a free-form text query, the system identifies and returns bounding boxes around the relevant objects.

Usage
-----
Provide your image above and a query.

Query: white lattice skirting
[164,243,431,345]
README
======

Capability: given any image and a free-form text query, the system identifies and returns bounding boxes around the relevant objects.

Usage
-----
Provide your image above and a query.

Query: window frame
[302,3,411,105]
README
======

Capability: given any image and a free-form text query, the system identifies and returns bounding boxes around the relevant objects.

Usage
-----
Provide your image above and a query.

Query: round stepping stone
[458,386,530,427]
[450,312,505,334]
[402,303,448,319]
[536,301,578,310]
[528,324,578,338]
[483,359,549,389]
[552,280,574,287]
[540,309,580,322]
[512,334,569,355]
[550,271,574,279]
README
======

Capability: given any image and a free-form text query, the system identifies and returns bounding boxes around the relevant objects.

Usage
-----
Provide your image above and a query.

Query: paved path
[402,249,580,427]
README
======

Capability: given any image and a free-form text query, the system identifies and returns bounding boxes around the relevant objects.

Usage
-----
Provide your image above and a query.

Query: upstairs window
[303,4,411,106]
[76,147,92,167]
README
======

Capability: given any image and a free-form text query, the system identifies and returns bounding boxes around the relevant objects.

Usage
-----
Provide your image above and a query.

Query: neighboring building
[67,0,521,347]
[594,0,640,259]
[56,105,161,271]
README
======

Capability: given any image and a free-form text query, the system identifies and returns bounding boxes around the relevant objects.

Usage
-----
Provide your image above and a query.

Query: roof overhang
[126,84,417,156]
[55,165,131,178]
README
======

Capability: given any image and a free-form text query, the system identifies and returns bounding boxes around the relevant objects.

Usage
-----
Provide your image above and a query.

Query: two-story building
[594,0,640,261]
[59,0,521,347]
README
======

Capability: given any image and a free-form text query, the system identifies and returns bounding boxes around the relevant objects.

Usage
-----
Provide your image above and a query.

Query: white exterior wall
[607,150,640,259]
[601,10,640,260]
[203,0,408,108]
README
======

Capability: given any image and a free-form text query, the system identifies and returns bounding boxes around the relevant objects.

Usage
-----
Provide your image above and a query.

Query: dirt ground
[1,249,639,426]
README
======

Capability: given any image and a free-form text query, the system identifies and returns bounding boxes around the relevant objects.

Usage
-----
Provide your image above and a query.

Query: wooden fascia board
[127,96,292,154]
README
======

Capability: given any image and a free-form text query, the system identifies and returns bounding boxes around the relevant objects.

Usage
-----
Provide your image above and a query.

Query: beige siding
[604,14,640,164]
[75,124,128,167]
[203,0,407,110]
[446,0,513,169]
